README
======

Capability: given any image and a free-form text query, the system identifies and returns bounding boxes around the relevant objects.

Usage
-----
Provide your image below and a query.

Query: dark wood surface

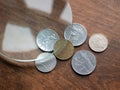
[0,0,120,90]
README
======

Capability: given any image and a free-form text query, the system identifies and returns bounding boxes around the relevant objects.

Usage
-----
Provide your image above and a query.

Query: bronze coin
[53,39,74,60]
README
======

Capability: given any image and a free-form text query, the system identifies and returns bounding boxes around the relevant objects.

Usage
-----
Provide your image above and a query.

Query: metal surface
[64,23,87,46]
[35,53,57,73]
[71,50,96,75]
[54,39,74,60]
[36,28,59,52]
[89,33,108,52]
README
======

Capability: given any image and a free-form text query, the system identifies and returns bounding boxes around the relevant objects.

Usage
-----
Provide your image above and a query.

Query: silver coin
[35,53,57,73]
[64,23,87,46]
[89,33,108,52]
[71,50,96,75]
[36,28,59,52]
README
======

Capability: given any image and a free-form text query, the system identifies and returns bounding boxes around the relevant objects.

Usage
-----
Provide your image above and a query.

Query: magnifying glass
[0,0,73,64]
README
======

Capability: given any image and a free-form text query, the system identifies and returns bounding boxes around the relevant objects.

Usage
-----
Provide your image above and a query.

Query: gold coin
[53,39,74,60]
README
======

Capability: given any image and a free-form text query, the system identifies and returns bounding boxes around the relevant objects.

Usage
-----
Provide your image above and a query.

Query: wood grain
[0,0,120,90]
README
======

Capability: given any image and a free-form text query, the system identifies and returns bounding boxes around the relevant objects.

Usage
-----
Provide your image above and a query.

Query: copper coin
[54,39,74,60]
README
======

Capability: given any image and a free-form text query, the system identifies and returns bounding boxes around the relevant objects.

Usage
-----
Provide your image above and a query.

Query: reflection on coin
[35,53,57,73]
[89,33,108,52]
[64,23,87,46]
[54,39,74,60]
[71,50,96,75]
[36,28,59,52]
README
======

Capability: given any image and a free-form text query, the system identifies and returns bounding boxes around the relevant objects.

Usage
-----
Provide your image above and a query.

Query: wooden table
[0,0,120,90]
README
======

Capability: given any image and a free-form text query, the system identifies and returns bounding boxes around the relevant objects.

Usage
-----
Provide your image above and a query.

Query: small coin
[36,28,59,52]
[71,50,96,75]
[64,23,87,46]
[89,33,108,52]
[35,53,57,73]
[54,39,74,60]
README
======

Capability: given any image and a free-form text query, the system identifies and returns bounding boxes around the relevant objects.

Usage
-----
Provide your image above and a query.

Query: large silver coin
[64,23,87,46]
[35,53,57,73]
[36,28,59,52]
[71,50,96,75]
[89,33,108,52]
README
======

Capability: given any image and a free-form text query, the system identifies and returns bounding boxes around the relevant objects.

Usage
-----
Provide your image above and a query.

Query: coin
[64,23,87,46]
[36,28,59,52]
[71,50,96,75]
[89,33,108,52]
[35,53,57,73]
[54,39,74,60]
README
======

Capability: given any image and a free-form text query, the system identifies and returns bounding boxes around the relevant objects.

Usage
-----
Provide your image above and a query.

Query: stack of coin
[35,23,108,75]
[35,28,59,72]
[53,23,88,60]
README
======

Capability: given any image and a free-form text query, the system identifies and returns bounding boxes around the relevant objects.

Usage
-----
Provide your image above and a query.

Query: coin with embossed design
[35,53,57,73]
[64,23,87,46]
[71,50,96,75]
[36,28,59,52]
